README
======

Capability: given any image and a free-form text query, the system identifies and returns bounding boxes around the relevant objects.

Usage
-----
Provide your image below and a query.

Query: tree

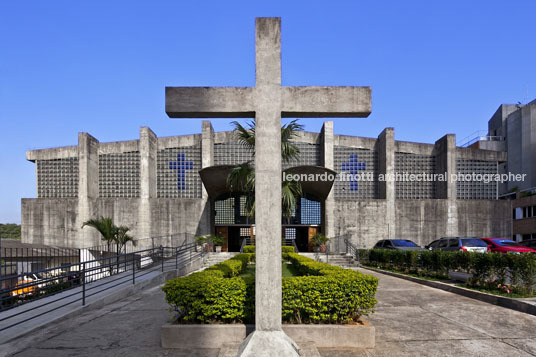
[114,226,136,254]
[82,217,135,253]
[82,216,116,252]
[227,119,304,221]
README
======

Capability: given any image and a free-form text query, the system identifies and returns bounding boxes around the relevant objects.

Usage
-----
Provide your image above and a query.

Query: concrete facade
[23,122,511,249]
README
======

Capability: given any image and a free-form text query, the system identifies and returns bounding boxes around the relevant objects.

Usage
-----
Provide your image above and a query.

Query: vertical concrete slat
[435,134,458,237]
[77,132,100,247]
[139,127,157,243]
[321,121,335,239]
[201,121,214,236]
[377,128,395,238]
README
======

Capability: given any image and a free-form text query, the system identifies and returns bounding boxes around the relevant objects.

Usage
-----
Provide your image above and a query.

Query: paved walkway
[3,269,536,356]
[337,268,536,357]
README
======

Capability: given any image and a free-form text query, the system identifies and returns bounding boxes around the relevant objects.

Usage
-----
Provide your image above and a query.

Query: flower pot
[319,245,327,253]
[313,246,320,253]
[215,245,222,253]
[205,244,213,252]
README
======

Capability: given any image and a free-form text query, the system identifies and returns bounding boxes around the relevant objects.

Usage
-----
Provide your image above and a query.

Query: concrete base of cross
[237,330,300,356]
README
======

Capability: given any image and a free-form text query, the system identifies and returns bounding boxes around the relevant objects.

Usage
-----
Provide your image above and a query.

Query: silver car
[426,237,488,253]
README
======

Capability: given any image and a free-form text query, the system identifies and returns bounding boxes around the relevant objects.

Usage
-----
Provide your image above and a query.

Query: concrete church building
[22,121,512,251]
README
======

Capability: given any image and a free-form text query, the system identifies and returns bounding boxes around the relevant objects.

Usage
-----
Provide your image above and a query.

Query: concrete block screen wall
[23,121,511,249]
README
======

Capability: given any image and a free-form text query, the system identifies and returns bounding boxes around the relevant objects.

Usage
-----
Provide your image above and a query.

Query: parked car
[519,239,536,249]
[480,238,536,254]
[10,273,46,297]
[373,239,425,251]
[425,237,488,253]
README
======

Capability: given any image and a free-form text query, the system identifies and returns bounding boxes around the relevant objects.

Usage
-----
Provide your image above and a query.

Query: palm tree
[82,216,116,252]
[82,217,136,253]
[114,226,136,254]
[227,119,304,220]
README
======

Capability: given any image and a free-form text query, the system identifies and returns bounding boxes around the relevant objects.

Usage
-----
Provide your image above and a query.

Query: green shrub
[365,248,536,294]
[242,245,255,253]
[282,274,378,324]
[163,252,378,324]
[162,273,248,323]
[243,246,295,253]
[282,246,295,253]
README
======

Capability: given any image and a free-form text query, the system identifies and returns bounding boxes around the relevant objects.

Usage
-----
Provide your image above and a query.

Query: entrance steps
[299,252,358,268]
[202,252,239,267]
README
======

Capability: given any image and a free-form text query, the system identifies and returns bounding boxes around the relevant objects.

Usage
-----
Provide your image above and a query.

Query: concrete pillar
[201,121,214,194]
[321,121,335,239]
[138,127,157,241]
[434,134,458,236]
[239,17,299,357]
[77,132,100,247]
[201,120,214,236]
[434,134,456,199]
[377,128,395,238]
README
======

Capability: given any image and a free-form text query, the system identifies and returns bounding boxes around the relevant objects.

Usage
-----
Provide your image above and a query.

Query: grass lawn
[239,263,300,278]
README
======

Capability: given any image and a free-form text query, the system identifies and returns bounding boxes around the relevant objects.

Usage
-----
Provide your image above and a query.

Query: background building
[467,99,536,242]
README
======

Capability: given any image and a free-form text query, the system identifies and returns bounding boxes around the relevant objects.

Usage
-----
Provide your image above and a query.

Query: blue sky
[1,1,535,223]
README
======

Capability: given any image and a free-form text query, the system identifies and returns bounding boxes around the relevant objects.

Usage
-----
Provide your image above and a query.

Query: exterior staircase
[298,252,358,268]
[325,253,359,268]
[202,252,239,267]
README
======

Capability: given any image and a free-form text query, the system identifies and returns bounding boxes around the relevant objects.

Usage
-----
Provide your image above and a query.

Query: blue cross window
[341,154,366,191]
[169,153,194,190]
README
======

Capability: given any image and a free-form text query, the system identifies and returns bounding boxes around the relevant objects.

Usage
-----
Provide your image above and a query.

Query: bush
[243,246,295,253]
[282,274,378,324]
[163,273,248,323]
[242,245,255,253]
[163,252,378,324]
[365,248,536,294]
[282,246,296,253]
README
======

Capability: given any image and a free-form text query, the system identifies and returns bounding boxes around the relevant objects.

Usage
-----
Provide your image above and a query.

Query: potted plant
[310,233,330,253]
[211,234,224,253]
[195,235,212,252]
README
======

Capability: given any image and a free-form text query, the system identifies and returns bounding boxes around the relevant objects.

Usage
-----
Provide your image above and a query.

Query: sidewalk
[4,266,536,356]
[0,256,203,349]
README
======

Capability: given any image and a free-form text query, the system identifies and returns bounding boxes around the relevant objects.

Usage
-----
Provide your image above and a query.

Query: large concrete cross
[166,17,371,356]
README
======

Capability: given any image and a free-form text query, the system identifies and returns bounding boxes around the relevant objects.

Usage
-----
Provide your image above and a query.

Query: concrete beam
[281,86,371,117]
[26,146,78,162]
[165,87,255,118]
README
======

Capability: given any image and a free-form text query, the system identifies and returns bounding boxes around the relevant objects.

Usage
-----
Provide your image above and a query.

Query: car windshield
[492,239,522,247]
[392,240,418,247]
[461,238,487,247]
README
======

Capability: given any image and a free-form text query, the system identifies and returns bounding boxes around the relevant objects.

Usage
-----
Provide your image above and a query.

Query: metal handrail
[0,242,198,331]
[239,238,247,253]
[343,237,360,266]
[291,240,298,253]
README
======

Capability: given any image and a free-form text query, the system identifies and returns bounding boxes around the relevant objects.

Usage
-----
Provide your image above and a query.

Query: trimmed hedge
[364,249,536,294]
[282,253,378,323]
[242,245,295,253]
[162,253,254,323]
[163,252,378,324]
[242,245,255,253]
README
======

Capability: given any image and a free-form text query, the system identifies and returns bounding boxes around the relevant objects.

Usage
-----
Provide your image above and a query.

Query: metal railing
[239,238,248,253]
[0,242,200,332]
[0,244,80,280]
[344,237,360,266]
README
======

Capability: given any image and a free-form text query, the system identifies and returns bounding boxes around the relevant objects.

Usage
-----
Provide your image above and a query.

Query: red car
[480,238,536,254]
